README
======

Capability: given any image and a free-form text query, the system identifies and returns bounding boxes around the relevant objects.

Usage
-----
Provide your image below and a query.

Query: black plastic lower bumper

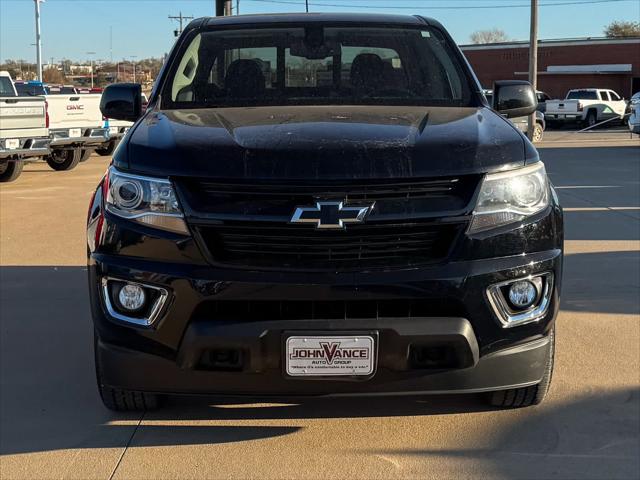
[96,326,551,396]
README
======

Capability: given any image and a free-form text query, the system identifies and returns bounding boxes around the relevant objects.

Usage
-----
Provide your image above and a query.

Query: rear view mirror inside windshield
[290,27,339,59]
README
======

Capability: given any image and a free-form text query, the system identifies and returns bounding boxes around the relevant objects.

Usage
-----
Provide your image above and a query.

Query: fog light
[487,273,553,328]
[508,280,538,309]
[117,284,146,311]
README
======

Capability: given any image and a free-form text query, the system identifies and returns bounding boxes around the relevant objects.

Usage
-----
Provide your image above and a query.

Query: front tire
[98,385,160,411]
[0,161,24,183]
[94,333,160,411]
[46,149,82,171]
[488,328,555,408]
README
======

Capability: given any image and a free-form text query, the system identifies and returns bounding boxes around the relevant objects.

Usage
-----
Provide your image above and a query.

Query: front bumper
[96,332,552,396]
[89,245,562,396]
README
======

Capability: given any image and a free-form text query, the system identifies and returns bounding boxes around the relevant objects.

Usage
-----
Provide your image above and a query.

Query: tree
[470,28,510,44]
[43,67,66,84]
[604,20,640,37]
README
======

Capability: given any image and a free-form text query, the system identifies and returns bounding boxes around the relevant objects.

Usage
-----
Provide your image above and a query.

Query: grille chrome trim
[486,273,554,328]
[101,277,169,327]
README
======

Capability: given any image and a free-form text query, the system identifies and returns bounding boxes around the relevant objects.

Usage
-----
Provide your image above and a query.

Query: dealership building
[460,37,640,99]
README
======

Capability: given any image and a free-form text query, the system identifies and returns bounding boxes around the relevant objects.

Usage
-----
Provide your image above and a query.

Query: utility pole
[110,26,113,62]
[130,56,137,83]
[305,0,309,12]
[87,51,96,88]
[215,0,231,16]
[34,0,43,81]
[169,12,194,37]
[527,0,538,141]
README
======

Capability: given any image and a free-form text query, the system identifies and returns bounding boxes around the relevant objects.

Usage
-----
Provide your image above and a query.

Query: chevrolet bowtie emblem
[290,201,374,229]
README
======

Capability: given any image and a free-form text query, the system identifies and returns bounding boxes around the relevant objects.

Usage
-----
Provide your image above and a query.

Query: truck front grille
[176,176,477,271]
[196,222,461,270]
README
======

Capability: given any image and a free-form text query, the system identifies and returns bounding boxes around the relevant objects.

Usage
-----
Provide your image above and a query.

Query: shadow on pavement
[562,250,640,315]
[562,211,640,241]
[367,387,640,479]
[1,258,637,457]
[158,392,494,420]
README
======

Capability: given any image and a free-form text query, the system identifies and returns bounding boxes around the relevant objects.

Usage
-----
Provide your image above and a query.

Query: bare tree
[470,28,510,44]
[43,67,66,84]
[604,20,640,37]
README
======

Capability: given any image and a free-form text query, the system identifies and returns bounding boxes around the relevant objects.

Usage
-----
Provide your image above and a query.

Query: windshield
[567,90,598,100]
[164,25,472,108]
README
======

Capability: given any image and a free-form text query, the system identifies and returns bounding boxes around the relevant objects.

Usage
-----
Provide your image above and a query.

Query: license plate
[285,335,375,377]
[69,128,82,138]
[5,138,19,149]
[109,126,119,135]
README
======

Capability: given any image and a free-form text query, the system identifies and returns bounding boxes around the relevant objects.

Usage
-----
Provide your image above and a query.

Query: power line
[246,0,633,9]
[169,12,194,36]
[5,0,634,3]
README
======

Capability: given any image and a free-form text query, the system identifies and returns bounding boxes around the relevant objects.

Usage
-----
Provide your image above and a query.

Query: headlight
[105,166,189,234]
[468,162,549,234]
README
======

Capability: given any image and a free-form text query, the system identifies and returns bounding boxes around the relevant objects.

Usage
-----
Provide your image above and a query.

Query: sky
[1,0,639,63]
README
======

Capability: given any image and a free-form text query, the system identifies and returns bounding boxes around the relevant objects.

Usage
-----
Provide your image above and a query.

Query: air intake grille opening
[197,222,462,270]
[191,299,466,323]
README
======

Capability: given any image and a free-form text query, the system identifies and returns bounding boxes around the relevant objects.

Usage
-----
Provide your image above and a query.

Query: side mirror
[492,80,537,118]
[100,83,142,122]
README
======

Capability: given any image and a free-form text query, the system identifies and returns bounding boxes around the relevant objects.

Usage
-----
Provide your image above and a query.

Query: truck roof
[199,12,437,29]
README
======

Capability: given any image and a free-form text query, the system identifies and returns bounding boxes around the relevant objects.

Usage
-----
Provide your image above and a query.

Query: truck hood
[122,106,529,180]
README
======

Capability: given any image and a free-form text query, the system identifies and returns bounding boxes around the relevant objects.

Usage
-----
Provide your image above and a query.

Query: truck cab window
[0,77,15,96]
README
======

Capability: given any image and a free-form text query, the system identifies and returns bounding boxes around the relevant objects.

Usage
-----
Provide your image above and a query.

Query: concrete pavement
[1,140,638,479]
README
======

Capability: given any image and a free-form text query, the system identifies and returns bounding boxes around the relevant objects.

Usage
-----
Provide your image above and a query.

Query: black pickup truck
[88,13,563,411]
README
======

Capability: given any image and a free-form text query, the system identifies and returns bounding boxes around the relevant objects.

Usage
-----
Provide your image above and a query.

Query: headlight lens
[105,166,189,234]
[468,162,549,234]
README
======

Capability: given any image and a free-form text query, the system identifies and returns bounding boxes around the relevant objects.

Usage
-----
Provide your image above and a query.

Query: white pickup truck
[545,88,627,128]
[0,71,51,182]
[45,94,110,170]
